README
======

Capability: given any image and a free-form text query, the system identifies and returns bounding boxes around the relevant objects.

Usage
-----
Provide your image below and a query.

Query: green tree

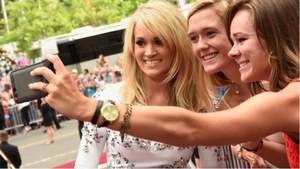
[0,0,146,57]
[0,0,193,57]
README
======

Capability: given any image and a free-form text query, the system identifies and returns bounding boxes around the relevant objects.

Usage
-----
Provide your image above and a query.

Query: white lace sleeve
[75,83,123,168]
[74,122,109,169]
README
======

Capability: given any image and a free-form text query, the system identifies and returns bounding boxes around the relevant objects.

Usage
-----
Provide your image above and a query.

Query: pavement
[9,119,81,168]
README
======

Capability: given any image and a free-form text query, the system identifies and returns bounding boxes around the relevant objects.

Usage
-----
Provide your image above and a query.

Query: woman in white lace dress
[74,0,209,168]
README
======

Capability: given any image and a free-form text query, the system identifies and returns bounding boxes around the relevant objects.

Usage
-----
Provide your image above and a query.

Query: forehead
[134,22,156,38]
[188,7,223,32]
[230,8,255,35]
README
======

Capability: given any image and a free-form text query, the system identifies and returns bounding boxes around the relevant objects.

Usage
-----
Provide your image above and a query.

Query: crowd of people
[0,46,123,137]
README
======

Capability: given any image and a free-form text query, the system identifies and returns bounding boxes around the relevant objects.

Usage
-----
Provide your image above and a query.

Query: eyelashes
[135,37,164,47]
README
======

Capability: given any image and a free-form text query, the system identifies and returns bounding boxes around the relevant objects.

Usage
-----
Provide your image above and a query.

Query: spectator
[0,130,21,168]
[0,101,5,130]
[39,99,55,144]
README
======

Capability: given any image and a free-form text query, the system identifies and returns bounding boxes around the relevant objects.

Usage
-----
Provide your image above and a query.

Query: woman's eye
[189,35,198,43]
[206,31,216,38]
[154,38,163,46]
[237,37,247,43]
[135,40,145,46]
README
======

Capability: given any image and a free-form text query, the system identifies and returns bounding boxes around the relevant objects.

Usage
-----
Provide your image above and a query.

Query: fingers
[43,55,67,74]
[31,66,56,83]
[28,81,48,93]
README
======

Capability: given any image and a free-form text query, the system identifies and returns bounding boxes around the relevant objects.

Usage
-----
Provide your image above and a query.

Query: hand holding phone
[10,60,54,103]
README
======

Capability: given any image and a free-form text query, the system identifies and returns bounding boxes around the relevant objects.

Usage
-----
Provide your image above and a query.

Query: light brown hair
[226,0,299,91]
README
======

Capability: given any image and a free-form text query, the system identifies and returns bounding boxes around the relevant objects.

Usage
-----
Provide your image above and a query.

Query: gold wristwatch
[99,100,119,127]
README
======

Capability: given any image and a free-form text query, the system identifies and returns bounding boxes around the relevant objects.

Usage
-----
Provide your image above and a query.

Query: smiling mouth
[238,60,249,69]
[144,59,161,65]
[201,52,218,61]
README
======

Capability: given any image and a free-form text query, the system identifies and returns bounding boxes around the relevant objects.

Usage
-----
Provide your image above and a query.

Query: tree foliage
[0,0,147,55]
[0,0,194,56]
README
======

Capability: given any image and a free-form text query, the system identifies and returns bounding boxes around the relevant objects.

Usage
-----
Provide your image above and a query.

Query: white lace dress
[75,83,193,168]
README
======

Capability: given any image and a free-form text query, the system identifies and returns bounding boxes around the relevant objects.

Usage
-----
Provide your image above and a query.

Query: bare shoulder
[277,82,299,132]
[278,82,300,103]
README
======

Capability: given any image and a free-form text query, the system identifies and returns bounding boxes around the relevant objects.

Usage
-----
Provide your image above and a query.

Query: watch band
[90,100,103,125]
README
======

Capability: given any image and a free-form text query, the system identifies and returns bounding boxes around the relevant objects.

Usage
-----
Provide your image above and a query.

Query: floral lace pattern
[81,122,193,168]
[77,83,193,168]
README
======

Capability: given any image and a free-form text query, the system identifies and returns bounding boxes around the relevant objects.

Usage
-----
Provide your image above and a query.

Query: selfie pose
[74,0,208,168]
[29,0,299,168]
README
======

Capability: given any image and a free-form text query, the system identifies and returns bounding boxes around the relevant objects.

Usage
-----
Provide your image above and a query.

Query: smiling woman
[28,0,299,168]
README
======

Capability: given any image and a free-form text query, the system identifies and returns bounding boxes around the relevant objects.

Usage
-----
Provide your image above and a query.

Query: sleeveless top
[284,133,299,168]
[284,78,300,168]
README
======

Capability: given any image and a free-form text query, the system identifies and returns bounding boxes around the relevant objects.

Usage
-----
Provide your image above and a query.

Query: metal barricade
[5,102,42,134]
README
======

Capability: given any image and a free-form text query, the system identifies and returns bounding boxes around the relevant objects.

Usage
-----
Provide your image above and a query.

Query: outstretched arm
[107,87,298,146]
[29,55,299,147]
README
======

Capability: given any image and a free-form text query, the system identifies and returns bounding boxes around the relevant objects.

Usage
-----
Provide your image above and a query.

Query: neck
[221,61,243,84]
[230,82,252,101]
[143,77,170,106]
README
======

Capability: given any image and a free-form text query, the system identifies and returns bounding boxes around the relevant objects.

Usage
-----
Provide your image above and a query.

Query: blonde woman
[74,0,209,168]
[28,0,298,168]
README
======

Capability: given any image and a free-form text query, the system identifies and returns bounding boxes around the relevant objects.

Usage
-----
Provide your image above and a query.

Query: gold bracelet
[120,104,133,142]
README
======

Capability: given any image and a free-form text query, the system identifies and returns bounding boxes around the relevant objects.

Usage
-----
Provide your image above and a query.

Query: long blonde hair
[122,0,210,112]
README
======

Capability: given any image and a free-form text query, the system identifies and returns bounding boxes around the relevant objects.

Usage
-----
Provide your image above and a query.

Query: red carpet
[53,152,107,169]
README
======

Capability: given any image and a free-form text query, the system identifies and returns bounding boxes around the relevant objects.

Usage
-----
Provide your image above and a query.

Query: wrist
[78,97,98,121]
[241,140,264,153]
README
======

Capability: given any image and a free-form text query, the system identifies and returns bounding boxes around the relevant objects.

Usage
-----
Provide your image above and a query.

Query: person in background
[0,130,21,168]
[39,99,55,144]
[18,102,31,133]
[74,0,208,168]
[0,101,5,130]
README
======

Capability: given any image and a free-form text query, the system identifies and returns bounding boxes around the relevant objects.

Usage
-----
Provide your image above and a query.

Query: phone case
[10,60,54,103]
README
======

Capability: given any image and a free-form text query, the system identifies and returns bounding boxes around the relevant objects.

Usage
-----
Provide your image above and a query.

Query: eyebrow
[188,26,219,35]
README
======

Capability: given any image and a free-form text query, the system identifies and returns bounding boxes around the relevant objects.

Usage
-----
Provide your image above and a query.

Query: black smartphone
[10,60,54,103]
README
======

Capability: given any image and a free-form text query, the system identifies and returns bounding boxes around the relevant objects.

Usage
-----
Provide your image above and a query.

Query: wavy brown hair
[188,0,264,96]
[226,0,299,91]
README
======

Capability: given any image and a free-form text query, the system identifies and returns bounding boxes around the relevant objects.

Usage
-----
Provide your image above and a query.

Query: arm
[15,147,22,168]
[106,86,298,146]
[29,55,299,147]
[242,133,289,167]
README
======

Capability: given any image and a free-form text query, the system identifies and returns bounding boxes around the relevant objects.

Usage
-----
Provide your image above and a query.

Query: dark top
[40,103,54,127]
[0,142,22,168]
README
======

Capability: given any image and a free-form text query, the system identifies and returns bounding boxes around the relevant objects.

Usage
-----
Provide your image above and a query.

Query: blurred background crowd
[0,48,122,136]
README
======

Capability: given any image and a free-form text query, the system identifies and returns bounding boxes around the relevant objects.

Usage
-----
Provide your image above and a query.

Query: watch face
[101,103,119,122]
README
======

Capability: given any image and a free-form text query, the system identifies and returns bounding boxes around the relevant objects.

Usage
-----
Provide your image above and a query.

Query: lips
[201,52,218,61]
[143,59,161,65]
[237,60,250,70]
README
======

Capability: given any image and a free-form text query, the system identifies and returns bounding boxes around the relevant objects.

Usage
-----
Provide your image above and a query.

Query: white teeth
[239,61,248,69]
[144,60,160,65]
[202,53,217,61]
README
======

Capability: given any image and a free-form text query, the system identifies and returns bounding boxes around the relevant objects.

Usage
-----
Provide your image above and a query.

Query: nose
[145,44,157,57]
[196,38,209,51]
[228,46,240,58]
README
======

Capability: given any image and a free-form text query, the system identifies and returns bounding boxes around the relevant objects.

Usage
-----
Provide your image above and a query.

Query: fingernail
[28,84,33,88]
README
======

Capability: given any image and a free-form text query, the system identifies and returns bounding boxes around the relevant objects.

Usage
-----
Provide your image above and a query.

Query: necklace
[213,84,245,110]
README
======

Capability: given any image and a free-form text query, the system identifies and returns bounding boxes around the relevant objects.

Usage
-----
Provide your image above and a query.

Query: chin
[203,66,220,74]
